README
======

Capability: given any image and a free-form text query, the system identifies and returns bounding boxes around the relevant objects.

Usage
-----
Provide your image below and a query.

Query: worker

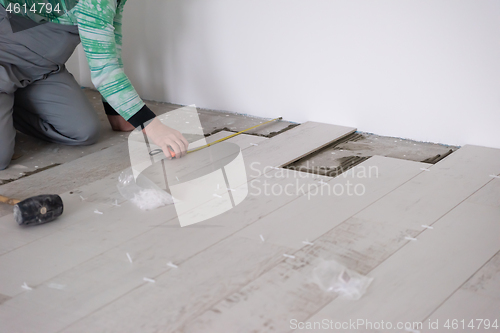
[0,0,189,170]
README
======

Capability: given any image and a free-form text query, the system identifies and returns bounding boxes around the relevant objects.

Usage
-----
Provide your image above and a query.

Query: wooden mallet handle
[0,195,21,206]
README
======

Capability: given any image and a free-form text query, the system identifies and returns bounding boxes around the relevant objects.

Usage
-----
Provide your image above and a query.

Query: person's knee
[72,115,100,145]
[0,146,14,170]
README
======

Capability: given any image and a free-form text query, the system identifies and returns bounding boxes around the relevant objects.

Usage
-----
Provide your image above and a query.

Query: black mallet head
[13,195,64,226]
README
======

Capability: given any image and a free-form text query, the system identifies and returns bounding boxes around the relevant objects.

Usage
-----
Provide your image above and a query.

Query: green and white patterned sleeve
[113,0,124,66]
[74,0,155,126]
[100,0,122,107]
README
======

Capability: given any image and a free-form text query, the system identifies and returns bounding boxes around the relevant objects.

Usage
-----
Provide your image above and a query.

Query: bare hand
[143,118,189,159]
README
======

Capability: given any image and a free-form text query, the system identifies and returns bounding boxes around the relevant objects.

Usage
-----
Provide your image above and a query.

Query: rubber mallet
[0,194,64,226]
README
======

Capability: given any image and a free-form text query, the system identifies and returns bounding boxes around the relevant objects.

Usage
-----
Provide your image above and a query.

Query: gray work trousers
[0,6,100,170]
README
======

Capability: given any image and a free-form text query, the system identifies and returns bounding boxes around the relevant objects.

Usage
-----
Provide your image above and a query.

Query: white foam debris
[490,175,500,179]
[283,254,295,259]
[176,176,180,181]
[213,193,222,198]
[94,209,103,215]
[405,236,417,241]
[260,234,265,242]
[112,200,120,207]
[48,283,66,290]
[227,188,236,192]
[21,282,32,290]
[167,262,178,268]
[421,225,434,229]
[79,195,86,201]
[126,253,133,263]
[130,189,174,210]
[143,277,155,283]
[250,143,259,146]
[420,168,430,172]
[302,240,314,246]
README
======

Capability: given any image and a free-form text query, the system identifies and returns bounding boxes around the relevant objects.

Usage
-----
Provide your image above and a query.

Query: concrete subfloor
[1,87,457,213]
[287,132,458,176]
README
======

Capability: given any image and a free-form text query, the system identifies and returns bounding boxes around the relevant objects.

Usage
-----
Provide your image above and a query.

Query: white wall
[66,44,93,89]
[73,0,500,148]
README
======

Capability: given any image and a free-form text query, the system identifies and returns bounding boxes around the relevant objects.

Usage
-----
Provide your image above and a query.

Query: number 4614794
[6,2,61,14]
[444,319,498,330]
